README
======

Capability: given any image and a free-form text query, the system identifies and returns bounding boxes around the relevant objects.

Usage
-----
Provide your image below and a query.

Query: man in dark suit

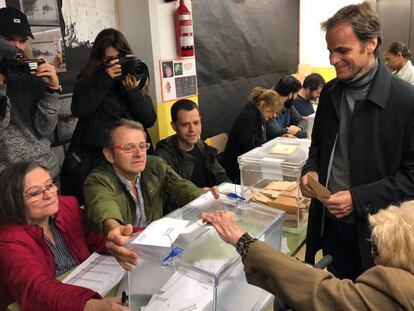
[300,3,414,281]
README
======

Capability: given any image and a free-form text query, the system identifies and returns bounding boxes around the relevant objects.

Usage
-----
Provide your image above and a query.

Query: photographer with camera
[0,7,61,177]
[60,28,156,204]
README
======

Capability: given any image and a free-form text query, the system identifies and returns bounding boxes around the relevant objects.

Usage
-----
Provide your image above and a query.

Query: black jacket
[222,104,266,182]
[302,60,414,269]
[155,135,230,187]
[70,71,156,154]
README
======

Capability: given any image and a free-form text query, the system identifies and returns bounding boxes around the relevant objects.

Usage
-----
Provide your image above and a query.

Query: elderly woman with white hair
[200,203,414,310]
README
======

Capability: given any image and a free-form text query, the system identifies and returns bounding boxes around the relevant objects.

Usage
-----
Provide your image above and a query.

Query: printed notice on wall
[160,57,198,102]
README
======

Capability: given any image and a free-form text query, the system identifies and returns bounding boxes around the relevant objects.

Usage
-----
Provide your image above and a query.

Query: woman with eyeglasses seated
[200,203,414,310]
[0,161,131,311]
[60,28,156,205]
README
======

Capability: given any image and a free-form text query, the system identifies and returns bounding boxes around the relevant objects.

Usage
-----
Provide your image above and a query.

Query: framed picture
[23,0,60,26]
[162,61,174,78]
[29,26,66,72]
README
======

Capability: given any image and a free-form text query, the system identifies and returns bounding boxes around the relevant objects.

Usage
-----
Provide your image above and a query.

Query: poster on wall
[160,57,198,102]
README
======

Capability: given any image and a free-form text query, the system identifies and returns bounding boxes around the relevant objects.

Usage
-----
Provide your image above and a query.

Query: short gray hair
[103,119,146,148]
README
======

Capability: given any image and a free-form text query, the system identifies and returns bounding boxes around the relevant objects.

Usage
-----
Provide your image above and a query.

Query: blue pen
[226,192,246,200]
[160,246,184,266]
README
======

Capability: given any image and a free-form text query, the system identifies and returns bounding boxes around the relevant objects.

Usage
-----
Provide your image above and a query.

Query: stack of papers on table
[62,252,125,297]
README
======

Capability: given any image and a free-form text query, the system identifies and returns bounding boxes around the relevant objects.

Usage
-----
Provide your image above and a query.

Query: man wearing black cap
[266,75,308,139]
[0,7,61,177]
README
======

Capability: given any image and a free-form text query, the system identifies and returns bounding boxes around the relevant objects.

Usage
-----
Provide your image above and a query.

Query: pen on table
[121,290,128,306]
[221,191,246,201]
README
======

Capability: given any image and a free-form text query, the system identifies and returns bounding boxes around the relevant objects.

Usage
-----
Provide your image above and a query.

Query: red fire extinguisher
[175,0,195,57]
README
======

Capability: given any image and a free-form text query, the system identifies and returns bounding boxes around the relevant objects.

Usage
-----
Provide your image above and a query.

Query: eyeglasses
[112,142,150,153]
[24,182,59,202]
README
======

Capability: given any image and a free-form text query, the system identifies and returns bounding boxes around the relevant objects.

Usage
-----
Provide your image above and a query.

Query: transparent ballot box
[238,137,311,233]
[304,112,315,138]
[127,189,284,310]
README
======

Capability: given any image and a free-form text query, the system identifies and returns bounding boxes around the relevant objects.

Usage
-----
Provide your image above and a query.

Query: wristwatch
[236,232,258,261]
[45,85,62,94]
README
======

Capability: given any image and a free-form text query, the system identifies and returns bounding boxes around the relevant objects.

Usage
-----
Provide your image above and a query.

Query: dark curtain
[192,0,299,139]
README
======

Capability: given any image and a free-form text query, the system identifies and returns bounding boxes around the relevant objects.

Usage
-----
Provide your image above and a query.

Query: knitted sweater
[0,78,59,177]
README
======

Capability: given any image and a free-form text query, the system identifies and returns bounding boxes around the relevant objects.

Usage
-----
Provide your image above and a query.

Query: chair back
[206,133,228,154]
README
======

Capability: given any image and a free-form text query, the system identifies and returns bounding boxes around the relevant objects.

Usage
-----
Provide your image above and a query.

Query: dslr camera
[108,54,149,89]
[0,39,45,74]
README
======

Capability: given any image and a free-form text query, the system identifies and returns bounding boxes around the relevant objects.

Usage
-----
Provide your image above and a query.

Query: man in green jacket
[155,99,229,188]
[84,118,215,234]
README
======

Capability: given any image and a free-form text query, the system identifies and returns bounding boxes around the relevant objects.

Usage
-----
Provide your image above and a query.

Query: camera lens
[119,55,149,88]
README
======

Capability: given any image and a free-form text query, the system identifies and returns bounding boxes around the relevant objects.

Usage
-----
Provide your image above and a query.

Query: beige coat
[244,241,414,311]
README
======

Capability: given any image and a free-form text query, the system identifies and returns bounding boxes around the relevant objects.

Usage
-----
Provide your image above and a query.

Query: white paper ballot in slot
[129,218,189,247]
[142,272,212,311]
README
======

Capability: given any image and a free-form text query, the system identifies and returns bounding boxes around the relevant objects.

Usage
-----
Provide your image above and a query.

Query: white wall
[299,0,363,67]
[117,0,191,103]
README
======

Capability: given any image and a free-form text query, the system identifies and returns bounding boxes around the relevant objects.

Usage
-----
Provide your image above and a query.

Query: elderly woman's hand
[105,224,139,271]
[200,211,244,246]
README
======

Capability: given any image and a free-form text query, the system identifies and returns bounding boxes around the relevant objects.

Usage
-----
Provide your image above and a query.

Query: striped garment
[43,218,78,276]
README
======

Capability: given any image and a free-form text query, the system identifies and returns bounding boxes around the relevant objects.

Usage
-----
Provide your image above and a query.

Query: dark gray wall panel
[192,0,299,139]
[377,0,413,62]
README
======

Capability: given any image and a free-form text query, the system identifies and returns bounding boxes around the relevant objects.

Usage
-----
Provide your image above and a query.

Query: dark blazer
[302,60,414,268]
[222,104,266,182]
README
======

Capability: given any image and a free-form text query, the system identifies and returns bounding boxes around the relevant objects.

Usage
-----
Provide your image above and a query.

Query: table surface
[8,184,307,311]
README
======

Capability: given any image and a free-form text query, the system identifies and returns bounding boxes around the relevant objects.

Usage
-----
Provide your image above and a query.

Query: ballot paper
[142,272,212,311]
[269,144,297,155]
[129,218,190,248]
[62,252,125,297]
[307,175,331,198]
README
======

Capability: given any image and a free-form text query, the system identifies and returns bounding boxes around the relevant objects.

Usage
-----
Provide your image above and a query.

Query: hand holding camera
[103,55,148,90]
[0,39,59,89]
[35,57,60,89]
[122,74,140,91]
[103,57,122,79]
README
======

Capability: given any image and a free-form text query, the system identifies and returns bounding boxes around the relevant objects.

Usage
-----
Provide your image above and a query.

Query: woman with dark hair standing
[222,87,283,183]
[383,41,414,86]
[60,28,156,204]
[0,161,130,311]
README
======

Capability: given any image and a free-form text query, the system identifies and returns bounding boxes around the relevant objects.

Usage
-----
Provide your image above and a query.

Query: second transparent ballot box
[238,137,311,233]
[126,187,284,310]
